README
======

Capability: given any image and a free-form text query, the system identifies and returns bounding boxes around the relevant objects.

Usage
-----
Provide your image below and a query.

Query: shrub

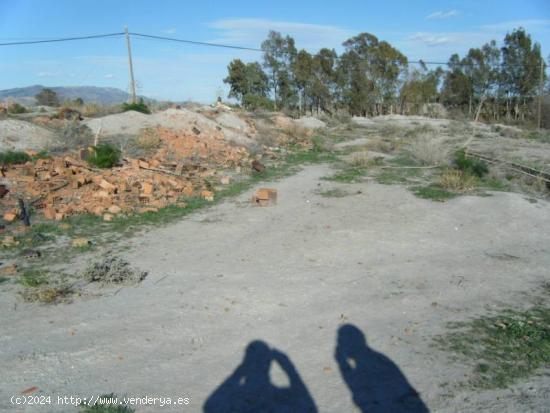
[7,103,27,114]
[408,134,448,165]
[53,122,94,151]
[439,169,477,192]
[121,98,150,114]
[88,143,121,168]
[454,149,488,177]
[0,151,31,165]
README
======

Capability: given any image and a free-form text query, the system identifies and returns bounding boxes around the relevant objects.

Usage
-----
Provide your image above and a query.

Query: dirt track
[1,164,549,412]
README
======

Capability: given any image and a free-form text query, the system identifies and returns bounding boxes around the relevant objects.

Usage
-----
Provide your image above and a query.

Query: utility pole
[125,26,137,104]
[537,59,545,130]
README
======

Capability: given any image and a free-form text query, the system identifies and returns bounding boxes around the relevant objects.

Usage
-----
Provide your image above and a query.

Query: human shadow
[335,324,429,413]
[203,340,317,413]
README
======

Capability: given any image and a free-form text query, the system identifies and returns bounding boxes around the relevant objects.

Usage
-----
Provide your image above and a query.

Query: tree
[462,40,501,121]
[35,88,60,107]
[261,31,298,110]
[501,28,547,120]
[340,33,407,115]
[441,54,473,112]
[400,62,443,115]
[224,59,270,110]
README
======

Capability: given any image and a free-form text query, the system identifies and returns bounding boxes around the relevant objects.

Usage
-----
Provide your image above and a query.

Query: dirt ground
[1,162,549,412]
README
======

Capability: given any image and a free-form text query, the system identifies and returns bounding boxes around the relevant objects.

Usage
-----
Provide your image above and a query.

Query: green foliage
[323,166,366,183]
[224,59,270,109]
[454,149,489,177]
[88,144,121,168]
[412,185,456,201]
[7,102,27,114]
[0,150,31,165]
[35,88,60,106]
[121,99,151,114]
[19,270,49,287]
[436,305,550,389]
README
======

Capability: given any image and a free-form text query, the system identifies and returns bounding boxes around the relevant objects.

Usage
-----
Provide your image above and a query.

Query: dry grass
[281,122,312,140]
[136,128,162,150]
[407,133,448,166]
[347,151,384,168]
[439,169,476,192]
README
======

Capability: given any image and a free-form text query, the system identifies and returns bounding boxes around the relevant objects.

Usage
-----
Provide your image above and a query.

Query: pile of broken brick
[1,126,251,223]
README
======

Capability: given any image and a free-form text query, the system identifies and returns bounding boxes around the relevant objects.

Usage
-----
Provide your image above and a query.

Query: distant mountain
[0,85,145,105]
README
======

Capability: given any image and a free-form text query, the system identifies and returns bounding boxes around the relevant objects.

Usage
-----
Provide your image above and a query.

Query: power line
[0,30,544,71]
[0,32,124,46]
[129,32,263,52]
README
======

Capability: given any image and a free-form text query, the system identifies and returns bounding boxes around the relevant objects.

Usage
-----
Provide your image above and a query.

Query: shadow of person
[204,340,317,413]
[335,324,429,413]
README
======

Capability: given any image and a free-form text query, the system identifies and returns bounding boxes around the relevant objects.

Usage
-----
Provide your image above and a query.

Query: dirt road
[1,164,549,412]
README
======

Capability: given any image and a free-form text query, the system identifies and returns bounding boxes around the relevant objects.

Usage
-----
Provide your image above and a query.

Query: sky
[0,0,549,102]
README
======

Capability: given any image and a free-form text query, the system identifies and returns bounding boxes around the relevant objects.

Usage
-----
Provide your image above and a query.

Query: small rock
[103,213,114,222]
[108,205,122,214]
[220,176,231,185]
[0,263,18,275]
[2,236,18,247]
[72,238,91,248]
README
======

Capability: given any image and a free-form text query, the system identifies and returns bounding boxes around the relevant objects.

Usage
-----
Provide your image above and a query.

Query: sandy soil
[0,119,55,151]
[1,164,549,412]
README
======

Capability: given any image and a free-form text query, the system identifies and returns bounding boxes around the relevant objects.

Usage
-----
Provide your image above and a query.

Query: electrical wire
[0,32,124,46]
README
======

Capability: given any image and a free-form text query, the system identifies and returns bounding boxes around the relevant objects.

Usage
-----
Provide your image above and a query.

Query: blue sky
[0,0,549,102]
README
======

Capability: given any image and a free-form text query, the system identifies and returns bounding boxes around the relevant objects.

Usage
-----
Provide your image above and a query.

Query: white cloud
[208,18,353,51]
[104,74,115,79]
[482,19,550,31]
[408,33,451,46]
[162,28,177,34]
[425,10,459,20]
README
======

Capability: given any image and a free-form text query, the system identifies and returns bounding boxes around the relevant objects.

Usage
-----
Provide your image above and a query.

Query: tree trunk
[474,96,486,122]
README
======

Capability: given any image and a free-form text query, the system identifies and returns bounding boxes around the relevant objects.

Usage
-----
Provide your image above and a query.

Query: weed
[84,255,147,284]
[121,99,151,114]
[51,121,94,152]
[7,102,27,114]
[454,149,488,177]
[407,134,448,166]
[323,167,366,183]
[435,305,550,389]
[524,130,550,143]
[21,284,73,304]
[19,270,49,287]
[318,188,349,198]
[439,169,476,193]
[88,144,121,168]
[348,151,384,168]
[0,151,31,165]
[412,185,456,201]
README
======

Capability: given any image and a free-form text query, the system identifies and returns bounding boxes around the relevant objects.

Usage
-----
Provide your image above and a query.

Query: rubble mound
[294,117,326,129]
[83,110,152,136]
[0,124,250,220]
[0,119,56,151]
[84,255,147,284]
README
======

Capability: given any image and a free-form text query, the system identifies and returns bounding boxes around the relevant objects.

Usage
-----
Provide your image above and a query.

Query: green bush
[7,103,27,114]
[0,151,31,165]
[88,144,121,168]
[121,98,150,114]
[454,149,488,178]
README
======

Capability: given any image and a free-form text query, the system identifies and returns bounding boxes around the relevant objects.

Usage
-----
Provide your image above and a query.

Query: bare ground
[1,163,549,412]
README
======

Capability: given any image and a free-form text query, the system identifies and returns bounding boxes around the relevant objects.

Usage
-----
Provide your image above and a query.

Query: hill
[0,85,136,105]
